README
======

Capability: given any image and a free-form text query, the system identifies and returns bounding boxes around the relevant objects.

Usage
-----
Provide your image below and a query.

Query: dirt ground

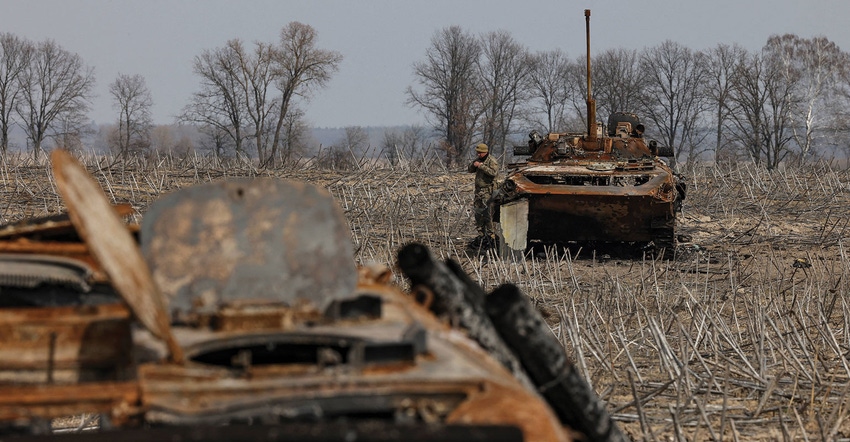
[5,156,850,440]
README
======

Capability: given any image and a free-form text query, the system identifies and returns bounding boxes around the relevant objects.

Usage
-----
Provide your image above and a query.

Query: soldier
[467,143,499,246]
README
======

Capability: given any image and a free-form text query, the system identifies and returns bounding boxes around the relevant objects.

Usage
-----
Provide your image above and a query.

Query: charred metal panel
[526,193,671,242]
[133,278,570,440]
[325,294,383,320]
[140,179,358,315]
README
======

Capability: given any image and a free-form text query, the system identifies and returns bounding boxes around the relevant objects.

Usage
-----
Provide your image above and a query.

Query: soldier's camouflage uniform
[467,154,499,237]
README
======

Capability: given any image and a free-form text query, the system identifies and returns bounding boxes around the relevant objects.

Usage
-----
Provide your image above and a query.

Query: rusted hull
[136,360,565,441]
[2,423,522,441]
[0,160,578,441]
[130,283,570,442]
[526,192,673,242]
[0,381,139,424]
[0,268,571,441]
[501,168,676,244]
[0,304,132,384]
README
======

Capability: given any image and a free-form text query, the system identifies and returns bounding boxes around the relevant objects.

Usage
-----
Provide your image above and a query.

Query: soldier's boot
[482,233,497,249]
[469,224,489,248]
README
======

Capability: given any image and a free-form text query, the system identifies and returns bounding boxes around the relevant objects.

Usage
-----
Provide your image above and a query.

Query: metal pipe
[585,9,597,141]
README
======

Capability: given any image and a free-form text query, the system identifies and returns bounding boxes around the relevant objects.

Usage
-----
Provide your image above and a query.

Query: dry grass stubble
[4,152,850,441]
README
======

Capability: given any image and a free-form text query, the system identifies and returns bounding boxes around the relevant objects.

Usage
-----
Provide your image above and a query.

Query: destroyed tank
[493,10,684,257]
[0,149,628,441]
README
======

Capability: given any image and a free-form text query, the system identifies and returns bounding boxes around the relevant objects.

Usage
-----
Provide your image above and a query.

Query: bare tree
[181,41,247,158]
[726,47,797,169]
[230,39,277,162]
[323,125,367,170]
[563,57,592,132]
[476,30,532,156]
[267,22,342,167]
[149,125,174,156]
[275,105,311,164]
[832,51,850,160]
[150,124,196,158]
[181,31,334,166]
[590,48,644,124]
[109,73,153,160]
[407,26,482,166]
[638,41,712,166]
[712,35,850,166]
[16,39,94,159]
[381,125,429,166]
[526,49,576,133]
[704,43,748,161]
[767,34,849,159]
[172,133,195,158]
[53,114,93,154]
[0,33,32,155]
[381,129,403,166]
[196,123,234,159]
[342,125,369,156]
[403,126,431,160]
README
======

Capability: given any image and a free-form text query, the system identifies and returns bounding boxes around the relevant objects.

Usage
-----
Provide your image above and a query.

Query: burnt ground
[5,156,850,440]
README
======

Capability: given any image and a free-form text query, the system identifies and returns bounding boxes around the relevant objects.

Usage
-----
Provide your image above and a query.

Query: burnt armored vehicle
[0,149,628,441]
[493,10,684,256]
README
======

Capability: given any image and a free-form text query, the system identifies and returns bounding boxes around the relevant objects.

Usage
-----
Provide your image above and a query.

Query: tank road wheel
[651,216,676,258]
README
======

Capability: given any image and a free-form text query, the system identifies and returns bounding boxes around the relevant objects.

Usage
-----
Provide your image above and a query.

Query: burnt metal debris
[0,143,628,441]
[492,9,685,258]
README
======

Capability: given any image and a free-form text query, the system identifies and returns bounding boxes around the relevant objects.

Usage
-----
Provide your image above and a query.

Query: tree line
[408,28,850,169]
[0,34,94,159]
[2,24,849,169]
[0,22,342,167]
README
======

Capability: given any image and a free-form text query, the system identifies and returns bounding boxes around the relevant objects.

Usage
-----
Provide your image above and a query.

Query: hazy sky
[2,0,849,128]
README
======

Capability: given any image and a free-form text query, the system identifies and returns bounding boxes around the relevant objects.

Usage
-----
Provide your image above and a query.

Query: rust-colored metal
[0,155,577,441]
[585,9,596,142]
[133,275,569,441]
[211,301,324,333]
[494,10,684,255]
[502,159,676,244]
[0,267,571,438]
[447,381,571,442]
[51,149,184,364]
[0,240,106,282]
[0,206,138,284]
[0,303,132,384]
[0,381,140,424]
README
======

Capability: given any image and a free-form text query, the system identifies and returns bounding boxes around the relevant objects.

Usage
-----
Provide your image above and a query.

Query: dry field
[3,152,850,441]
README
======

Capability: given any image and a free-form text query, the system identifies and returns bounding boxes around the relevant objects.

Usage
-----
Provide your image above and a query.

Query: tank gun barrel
[585,9,597,142]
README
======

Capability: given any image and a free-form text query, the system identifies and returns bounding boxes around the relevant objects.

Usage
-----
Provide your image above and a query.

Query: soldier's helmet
[475,143,489,153]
